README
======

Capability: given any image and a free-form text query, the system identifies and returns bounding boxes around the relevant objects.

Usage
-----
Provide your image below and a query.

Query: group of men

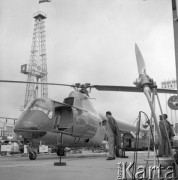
[103,111,175,160]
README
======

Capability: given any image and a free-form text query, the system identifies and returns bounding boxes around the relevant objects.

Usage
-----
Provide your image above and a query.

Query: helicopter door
[54,107,74,131]
[58,108,73,131]
[53,101,74,131]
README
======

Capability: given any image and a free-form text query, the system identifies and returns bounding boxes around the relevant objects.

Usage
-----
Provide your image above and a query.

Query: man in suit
[105,111,121,160]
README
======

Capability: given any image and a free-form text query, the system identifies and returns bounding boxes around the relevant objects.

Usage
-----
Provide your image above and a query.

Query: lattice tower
[24,12,48,108]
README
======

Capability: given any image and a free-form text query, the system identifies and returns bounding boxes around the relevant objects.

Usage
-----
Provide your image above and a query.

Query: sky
[0,0,177,125]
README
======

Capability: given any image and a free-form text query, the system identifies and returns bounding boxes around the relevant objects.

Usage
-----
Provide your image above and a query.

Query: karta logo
[117,162,175,180]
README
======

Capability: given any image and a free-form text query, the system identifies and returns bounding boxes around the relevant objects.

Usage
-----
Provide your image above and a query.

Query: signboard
[39,145,48,153]
[161,80,177,89]
[21,64,28,74]
[1,145,11,152]
[168,95,178,110]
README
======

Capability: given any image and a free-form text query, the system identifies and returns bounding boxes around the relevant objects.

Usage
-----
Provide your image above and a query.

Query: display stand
[54,132,66,166]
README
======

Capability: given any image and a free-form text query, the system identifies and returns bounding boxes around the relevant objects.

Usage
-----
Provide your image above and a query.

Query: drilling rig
[21,11,48,109]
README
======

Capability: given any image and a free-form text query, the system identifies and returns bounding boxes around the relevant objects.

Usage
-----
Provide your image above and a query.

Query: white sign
[39,145,48,153]
[1,145,11,152]
[24,145,28,154]
[161,80,177,89]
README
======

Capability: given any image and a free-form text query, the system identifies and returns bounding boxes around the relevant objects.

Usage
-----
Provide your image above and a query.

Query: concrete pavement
[0,151,165,180]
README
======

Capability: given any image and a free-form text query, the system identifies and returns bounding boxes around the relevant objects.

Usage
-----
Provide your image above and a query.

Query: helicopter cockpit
[24,98,53,119]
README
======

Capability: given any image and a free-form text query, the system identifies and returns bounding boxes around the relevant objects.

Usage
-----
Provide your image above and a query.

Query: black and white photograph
[0,0,178,179]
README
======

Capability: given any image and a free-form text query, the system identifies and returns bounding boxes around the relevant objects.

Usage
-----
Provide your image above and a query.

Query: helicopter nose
[14,110,50,138]
[17,121,38,130]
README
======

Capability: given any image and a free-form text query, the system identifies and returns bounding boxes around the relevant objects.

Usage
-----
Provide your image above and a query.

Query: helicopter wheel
[29,151,37,160]
[116,147,125,158]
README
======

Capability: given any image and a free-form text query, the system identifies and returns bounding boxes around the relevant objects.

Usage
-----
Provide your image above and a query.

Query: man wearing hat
[105,111,121,160]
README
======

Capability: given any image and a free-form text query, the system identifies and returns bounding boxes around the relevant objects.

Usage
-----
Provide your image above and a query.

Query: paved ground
[0,151,172,180]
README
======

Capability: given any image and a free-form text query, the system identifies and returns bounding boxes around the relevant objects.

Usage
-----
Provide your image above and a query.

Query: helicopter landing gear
[115,147,128,158]
[29,151,37,160]
[26,143,37,160]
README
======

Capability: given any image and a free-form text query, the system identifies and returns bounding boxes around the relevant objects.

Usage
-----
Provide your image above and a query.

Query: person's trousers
[108,134,115,158]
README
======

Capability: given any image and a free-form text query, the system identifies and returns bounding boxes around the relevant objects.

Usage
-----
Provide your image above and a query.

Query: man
[105,111,121,160]
[158,114,174,157]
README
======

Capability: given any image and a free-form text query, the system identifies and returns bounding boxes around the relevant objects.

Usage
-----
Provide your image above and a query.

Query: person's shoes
[106,157,115,160]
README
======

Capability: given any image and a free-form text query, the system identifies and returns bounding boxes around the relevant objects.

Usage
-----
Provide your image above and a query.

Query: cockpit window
[63,97,74,105]
[25,98,53,119]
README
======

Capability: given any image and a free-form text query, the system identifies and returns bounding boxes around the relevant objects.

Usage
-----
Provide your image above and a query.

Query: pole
[172,0,178,96]
[152,90,156,169]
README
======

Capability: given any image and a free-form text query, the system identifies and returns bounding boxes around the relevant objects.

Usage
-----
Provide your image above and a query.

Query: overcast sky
[0,0,177,125]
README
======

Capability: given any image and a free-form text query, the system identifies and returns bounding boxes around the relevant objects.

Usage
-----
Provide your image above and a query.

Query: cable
[132,112,141,180]
[142,111,160,167]
[132,111,160,179]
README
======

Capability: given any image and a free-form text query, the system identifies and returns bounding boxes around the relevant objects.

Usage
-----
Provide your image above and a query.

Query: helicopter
[0,44,177,160]
[0,81,149,160]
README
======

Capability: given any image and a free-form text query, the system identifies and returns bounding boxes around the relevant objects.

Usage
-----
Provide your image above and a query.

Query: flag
[39,0,51,3]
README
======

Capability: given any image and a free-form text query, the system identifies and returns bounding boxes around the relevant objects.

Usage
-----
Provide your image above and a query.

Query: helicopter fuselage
[14,91,106,148]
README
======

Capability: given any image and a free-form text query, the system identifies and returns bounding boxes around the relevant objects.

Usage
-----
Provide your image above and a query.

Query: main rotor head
[73,83,91,96]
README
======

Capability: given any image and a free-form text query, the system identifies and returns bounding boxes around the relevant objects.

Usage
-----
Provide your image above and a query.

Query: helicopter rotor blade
[92,85,177,94]
[135,43,146,75]
[1,80,177,94]
[0,80,75,87]
[92,85,142,92]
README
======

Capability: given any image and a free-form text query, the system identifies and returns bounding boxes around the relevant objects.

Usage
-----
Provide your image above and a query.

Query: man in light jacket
[105,111,121,160]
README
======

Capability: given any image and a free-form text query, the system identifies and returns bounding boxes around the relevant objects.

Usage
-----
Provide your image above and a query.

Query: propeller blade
[134,44,162,144]
[143,87,162,143]
[135,43,146,75]
[0,80,74,87]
